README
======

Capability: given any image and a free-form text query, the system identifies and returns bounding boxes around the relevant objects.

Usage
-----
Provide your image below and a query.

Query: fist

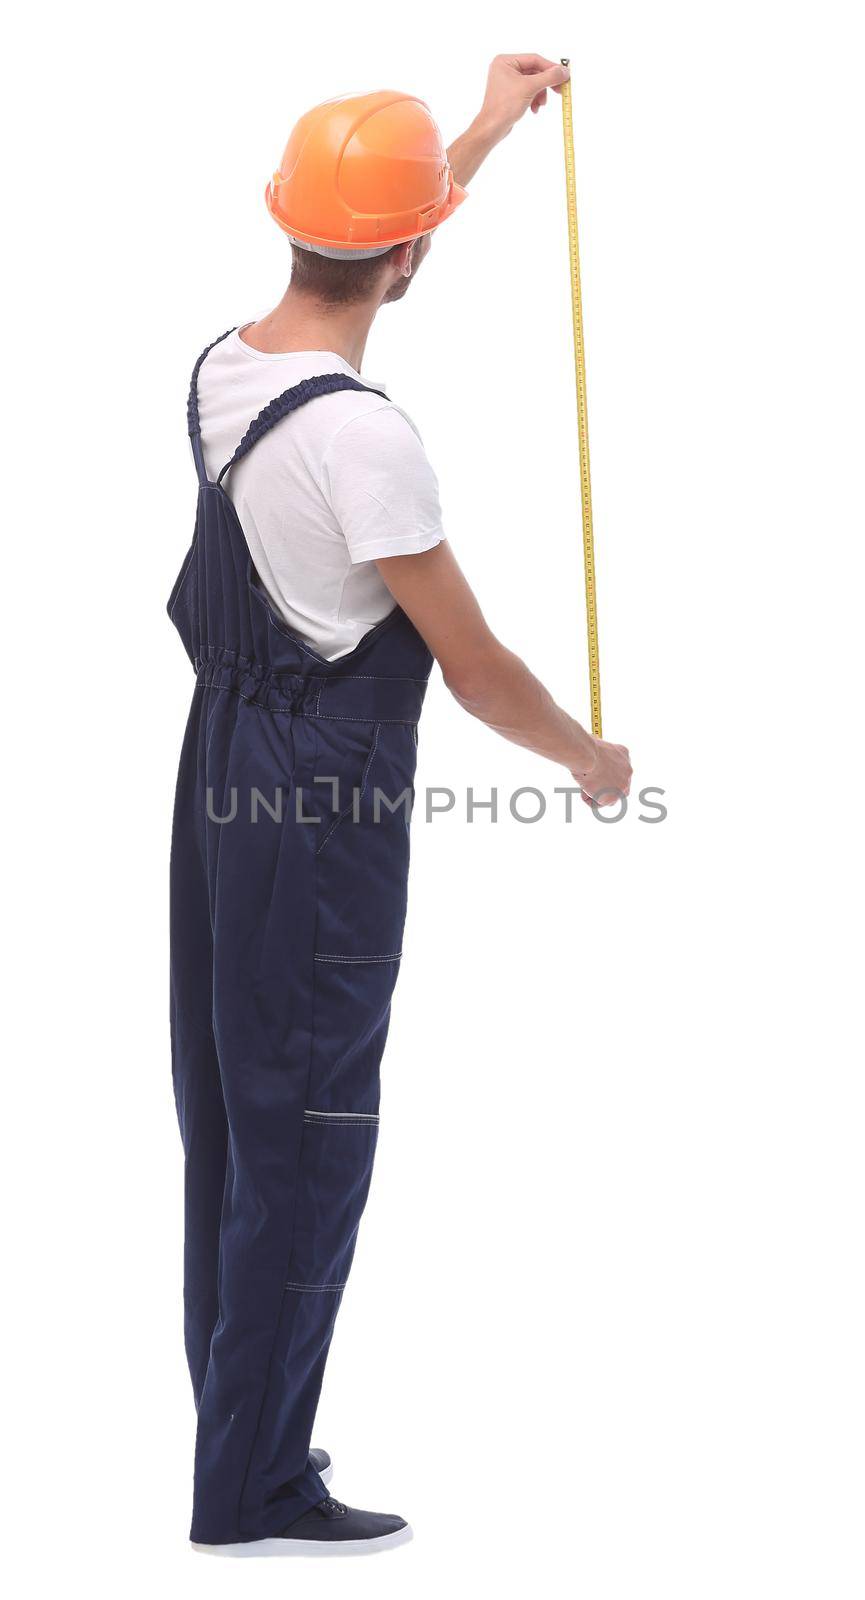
[572,737,633,809]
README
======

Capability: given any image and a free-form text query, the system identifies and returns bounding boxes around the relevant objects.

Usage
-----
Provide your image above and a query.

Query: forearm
[447,116,506,187]
[445,639,595,773]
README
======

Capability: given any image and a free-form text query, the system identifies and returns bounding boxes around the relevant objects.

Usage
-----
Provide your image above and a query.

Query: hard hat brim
[265,179,467,253]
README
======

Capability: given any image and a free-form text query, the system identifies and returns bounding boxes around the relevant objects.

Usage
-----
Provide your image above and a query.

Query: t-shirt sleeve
[320,404,446,563]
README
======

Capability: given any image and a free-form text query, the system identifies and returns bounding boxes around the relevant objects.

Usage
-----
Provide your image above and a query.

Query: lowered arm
[376,544,631,805]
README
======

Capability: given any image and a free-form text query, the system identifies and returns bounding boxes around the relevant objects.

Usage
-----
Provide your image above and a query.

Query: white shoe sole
[192,1524,413,1558]
[321,1462,334,1486]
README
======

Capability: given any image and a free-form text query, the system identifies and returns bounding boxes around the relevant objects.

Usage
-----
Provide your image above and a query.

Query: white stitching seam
[192,680,415,723]
[314,953,402,964]
[303,1120,377,1128]
[188,651,425,688]
[285,1281,346,1293]
[304,1109,379,1123]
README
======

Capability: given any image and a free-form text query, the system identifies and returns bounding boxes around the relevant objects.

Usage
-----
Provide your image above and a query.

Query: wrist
[570,729,598,779]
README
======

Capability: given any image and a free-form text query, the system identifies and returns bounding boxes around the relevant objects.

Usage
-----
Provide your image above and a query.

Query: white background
[4,2,863,1596]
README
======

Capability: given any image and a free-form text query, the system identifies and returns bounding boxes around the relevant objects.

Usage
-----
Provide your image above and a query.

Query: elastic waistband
[195,649,428,724]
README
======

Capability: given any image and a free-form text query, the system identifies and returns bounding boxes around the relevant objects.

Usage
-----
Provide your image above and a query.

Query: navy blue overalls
[168,331,432,1544]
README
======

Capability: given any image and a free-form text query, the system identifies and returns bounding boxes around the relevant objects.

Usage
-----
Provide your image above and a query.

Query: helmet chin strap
[288,236,394,261]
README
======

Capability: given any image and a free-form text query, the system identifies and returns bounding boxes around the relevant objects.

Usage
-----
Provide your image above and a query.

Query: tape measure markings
[561,61,603,740]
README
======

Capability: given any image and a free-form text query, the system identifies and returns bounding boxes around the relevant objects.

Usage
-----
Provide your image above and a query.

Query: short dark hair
[289,242,400,306]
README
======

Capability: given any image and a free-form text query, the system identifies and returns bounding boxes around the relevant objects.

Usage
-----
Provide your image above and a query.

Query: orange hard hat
[265,91,467,257]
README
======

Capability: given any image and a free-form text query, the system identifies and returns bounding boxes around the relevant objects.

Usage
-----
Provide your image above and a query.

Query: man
[168,54,631,1557]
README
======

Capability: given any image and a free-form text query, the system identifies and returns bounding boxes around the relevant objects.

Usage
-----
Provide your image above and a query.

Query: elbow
[446,677,485,716]
[441,645,504,716]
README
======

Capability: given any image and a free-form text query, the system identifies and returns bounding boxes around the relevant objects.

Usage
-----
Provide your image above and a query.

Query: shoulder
[321,393,428,465]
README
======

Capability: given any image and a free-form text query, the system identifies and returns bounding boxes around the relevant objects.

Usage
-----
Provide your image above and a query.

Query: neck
[241,286,379,371]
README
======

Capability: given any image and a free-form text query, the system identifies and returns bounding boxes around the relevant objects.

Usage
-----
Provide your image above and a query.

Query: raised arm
[376,544,631,807]
[447,54,571,186]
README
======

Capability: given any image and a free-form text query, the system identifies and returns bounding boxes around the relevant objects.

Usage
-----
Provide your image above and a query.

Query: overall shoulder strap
[216,373,388,486]
[187,328,236,484]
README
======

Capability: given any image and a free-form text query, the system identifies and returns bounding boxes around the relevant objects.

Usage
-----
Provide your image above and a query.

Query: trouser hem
[189,1465,327,1544]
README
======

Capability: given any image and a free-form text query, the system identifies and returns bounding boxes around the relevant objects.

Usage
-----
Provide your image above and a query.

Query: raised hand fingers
[507,53,561,75]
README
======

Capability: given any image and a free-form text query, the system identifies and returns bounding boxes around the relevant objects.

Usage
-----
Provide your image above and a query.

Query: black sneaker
[193,1497,412,1557]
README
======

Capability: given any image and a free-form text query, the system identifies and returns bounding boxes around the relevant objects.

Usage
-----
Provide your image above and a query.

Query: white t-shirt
[196,328,445,660]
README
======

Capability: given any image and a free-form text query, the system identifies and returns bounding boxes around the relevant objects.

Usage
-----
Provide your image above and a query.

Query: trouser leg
[186,704,330,1542]
[177,705,404,1544]
[170,701,228,1406]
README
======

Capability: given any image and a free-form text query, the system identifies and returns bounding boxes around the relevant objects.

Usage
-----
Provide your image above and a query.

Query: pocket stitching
[314,722,380,857]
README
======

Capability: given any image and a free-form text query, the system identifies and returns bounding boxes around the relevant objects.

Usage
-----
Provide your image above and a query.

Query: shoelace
[318,1496,348,1518]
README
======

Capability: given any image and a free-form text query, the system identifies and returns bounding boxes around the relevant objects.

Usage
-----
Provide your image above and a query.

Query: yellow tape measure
[560,59,603,739]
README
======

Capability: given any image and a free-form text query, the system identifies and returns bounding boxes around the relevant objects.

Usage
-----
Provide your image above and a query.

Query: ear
[392,241,415,277]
